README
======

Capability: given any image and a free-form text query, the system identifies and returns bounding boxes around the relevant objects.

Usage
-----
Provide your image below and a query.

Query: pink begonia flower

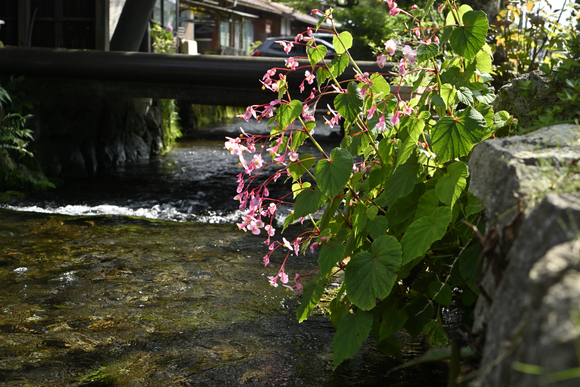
[276,40,294,54]
[388,1,401,16]
[263,253,270,266]
[377,114,386,132]
[433,36,440,45]
[391,110,401,126]
[305,70,315,84]
[411,4,418,10]
[398,58,407,75]
[302,104,315,122]
[266,136,284,155]
[404,104,414,116]
[280,270,289,284]
[265,225,275,237]
[263,68,276,80]
[324,104,342,128]
[285,56,299,70]
[299,80,306,93]
[166,25,173,32]
[294,274,303,293]
[268,275,278,287]
[292,238,301,255]
[309,242,319,254]
[295,33,304,42]
[283,237,294,252]
[248,221,261,235]
[377,54,388,68]
[384,39,397,56]
[288,151,299,162]
[403,45,417,65]
[274,153,286,164]
[251,154,264,169]
[438,3,446,13]
[413,27,421,39]
[367,105,376,120]
[237,106,256,122]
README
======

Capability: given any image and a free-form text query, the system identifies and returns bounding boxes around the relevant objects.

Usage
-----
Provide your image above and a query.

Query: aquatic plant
[226,0,514,375]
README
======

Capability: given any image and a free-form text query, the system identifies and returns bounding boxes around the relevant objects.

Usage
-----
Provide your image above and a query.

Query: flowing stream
[0,120,447,386]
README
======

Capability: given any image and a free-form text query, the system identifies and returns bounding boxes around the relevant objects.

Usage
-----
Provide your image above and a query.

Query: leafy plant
[226,0,510,373]
[0,82,54,193]
[489,0,574,85]
[150,22,182,151]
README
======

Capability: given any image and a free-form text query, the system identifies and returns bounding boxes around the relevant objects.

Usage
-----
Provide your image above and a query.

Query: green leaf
[366,206,378,221]
[435,161,468,207]
[294,187,324,218]
[319,243,346,278]
[297,275,328,323]
[449,11,489,60]
[308,45,327,68]
[415,189,440,220]
[438,84,457,110]
[379,305,408,341]
[422,320,449,347]
[428,281,453,307]
[332,309,373,369]
[277,99,303,130]
[370,73,391,99]
[292,181,311,199]
[397,117,425,167]
[431,107,487,163]
[334,81,363,123]
[403,296,434,337]
[345,235,402,311]
[330,54,350,78]
[288,153,315,181]
[317,67,331,88]
[367,215,389,239]
[333,31,353,55]
[459,244,482,293]
[401,206,452,264]
[315,148,353,198]
[417,43,440,63]
[352,202,368,238]
[384,153,420,207]
[466,192,484,217]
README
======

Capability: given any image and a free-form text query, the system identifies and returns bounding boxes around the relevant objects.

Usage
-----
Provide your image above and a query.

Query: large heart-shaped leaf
[450,10,489,60]
[401,206,452,264]
[319,242,346,278]
[334,81,363,123]
[435,161,468,207]
[315,147,353,198]
[308,45,327,68]
[330,54,350,78]
[383,153,420,207]
[277,99,303,130]
[332,310,373,369]
[294,187,325,218]
[431,107,486,163]
[333,31,353,54]
[345,235,402,310]
[370,73,391,99]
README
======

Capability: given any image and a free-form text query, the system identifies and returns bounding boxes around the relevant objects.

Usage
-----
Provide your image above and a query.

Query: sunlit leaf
[333,31,353,55]
[334,81,363,123]
[277,99,303,130]
[288,153,315,181]
[308,45,327,68]
[431,107,486,163]
[314,147,353,198]
[450,11,489,60]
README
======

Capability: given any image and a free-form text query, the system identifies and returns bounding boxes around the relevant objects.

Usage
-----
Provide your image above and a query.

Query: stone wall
[468,124,580,386]
[26,89,164,178]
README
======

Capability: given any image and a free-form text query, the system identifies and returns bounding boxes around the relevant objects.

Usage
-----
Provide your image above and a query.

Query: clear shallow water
[0,120,448,386]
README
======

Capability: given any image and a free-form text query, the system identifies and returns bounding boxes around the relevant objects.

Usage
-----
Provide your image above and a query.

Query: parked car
[250,36,336,58]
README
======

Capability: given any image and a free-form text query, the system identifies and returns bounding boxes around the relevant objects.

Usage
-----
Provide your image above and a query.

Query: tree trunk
[110,0,157,52]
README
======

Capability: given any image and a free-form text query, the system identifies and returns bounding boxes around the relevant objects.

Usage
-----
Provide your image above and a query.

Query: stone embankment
[468,124,580,386]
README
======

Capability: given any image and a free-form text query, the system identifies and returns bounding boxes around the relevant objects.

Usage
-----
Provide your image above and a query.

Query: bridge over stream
[0,47,389,106]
